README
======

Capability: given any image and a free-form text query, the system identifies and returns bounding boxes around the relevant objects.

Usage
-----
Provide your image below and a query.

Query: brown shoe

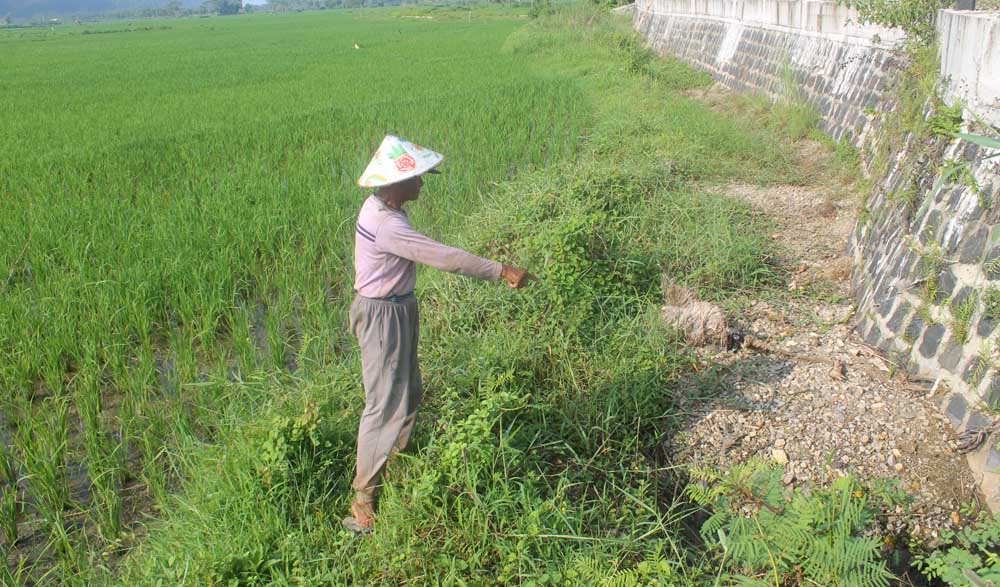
[342,499,375,534]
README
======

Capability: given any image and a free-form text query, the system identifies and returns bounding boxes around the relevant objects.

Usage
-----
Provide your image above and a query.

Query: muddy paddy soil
[670,88,985,542]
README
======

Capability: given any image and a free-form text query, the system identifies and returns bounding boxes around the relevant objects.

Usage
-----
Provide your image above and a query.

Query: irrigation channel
[1,3,992,586]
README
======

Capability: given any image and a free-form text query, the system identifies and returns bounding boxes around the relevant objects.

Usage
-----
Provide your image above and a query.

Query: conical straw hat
[357,134,444,189]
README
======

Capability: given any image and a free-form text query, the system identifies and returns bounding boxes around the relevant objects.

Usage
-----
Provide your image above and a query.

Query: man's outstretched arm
[377,219,532,288]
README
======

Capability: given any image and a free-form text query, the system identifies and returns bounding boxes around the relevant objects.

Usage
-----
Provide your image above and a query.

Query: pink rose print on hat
[395,154,417,172]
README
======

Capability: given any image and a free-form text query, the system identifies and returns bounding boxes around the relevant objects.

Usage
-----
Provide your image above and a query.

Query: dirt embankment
[672,85,983,542]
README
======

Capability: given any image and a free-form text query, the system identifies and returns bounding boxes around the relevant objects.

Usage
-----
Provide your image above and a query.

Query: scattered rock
[830,361,846,380]
[772,448,789,465]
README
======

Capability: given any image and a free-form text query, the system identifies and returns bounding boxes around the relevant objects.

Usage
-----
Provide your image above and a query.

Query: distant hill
[1,0,200,20]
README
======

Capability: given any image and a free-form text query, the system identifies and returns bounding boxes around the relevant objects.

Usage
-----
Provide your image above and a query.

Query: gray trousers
[349,294,422,502]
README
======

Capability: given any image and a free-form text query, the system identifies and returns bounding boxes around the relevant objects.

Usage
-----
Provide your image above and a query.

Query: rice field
[1,8,589,583]
[2,4,821,585]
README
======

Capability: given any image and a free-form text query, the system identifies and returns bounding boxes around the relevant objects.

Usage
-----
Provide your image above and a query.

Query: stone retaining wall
[631,0,1000,505]
[632,0,905,147]
[852,149,1000,484]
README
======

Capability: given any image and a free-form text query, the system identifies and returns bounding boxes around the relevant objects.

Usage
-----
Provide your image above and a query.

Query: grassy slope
[112,8,806,587]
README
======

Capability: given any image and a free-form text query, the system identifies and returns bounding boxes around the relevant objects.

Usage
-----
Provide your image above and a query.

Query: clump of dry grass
[660,276,728,347]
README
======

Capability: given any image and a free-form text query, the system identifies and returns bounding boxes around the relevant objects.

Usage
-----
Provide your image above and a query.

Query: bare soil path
[673,86,984,542]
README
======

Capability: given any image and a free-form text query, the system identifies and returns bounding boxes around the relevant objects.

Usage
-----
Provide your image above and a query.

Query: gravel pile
[676,299,981,540]
[671,171,985,542]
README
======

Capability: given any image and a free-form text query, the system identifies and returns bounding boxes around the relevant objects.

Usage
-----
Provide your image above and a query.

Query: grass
[866,42,950,220]
[984,287,1000,321]
[684,87,867,196]
[2,4,824,585]
[777,63,822,142]
[950,292,979,345]
[907,235,947,304]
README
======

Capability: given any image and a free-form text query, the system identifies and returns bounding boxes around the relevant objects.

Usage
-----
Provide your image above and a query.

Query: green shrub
[913,513,1000,585]
[528,0,555,18]
[256,399,354,513]
[686,461,895,587]
[837,0,952,42]
[927,102,963,137]
[983,287,1000,321]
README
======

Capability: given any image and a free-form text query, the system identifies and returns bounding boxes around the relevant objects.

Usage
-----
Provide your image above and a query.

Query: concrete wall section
[639,0,905,42]
[851,131,1000,500]
[633,1,904,146]
[937,10,1000,128]
[850,11,1000,503]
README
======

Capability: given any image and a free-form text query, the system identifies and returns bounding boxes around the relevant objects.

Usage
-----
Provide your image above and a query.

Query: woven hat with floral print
[357,134,444,189]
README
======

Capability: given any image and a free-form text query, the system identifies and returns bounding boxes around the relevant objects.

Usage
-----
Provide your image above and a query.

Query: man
[344,135,533,533]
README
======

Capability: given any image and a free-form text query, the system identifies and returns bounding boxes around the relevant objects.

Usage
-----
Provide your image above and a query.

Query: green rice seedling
[0,485,16,549]
[17,397,70,522]
[0,546,30,587]
[0,443,16,494]
[78,385,128,543]
[261,302,288,371]
[0,551,12,586]
[89,461,124,542]
[139,429,169,507]
[46,512,92,584]
[76,376,106,467]
[0,443,17,547]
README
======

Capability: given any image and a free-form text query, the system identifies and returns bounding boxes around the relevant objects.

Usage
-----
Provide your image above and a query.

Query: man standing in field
[344,135,533,533]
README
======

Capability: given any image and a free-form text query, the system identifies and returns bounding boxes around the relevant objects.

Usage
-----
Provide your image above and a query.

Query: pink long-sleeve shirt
[353,195,502,298]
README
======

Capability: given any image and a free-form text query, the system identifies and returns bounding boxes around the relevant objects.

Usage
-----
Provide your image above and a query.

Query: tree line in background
[0,0,436,25]
[1,0,570,25]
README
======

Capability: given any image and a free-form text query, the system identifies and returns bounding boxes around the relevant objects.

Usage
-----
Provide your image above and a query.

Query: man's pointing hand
[501,264,536,289]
